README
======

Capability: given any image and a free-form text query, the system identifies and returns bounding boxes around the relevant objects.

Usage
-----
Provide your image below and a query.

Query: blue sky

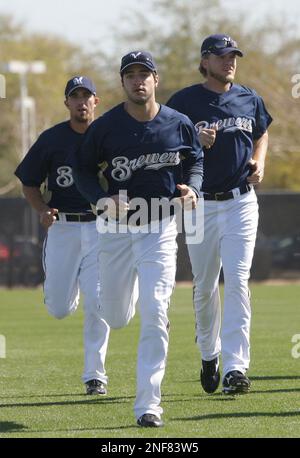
[0,0,299,51]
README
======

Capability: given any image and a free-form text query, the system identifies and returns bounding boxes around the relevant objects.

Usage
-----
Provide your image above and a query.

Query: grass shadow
[250,388,300,394]
[4,425,139,435]
[0,421,28,433]
[250,375,300,381]
[0,393,134,400]
[172,410,300,422]
[0,395,135,409]
[0,393,102,399]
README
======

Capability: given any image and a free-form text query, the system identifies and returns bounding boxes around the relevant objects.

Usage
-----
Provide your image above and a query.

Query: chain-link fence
[0,193,299,287]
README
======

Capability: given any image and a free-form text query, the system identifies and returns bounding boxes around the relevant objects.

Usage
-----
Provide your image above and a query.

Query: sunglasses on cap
[201,38,238,55]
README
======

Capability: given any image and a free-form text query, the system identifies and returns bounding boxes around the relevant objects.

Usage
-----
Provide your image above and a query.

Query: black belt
[203,184,252,201]
[56,213,96,222]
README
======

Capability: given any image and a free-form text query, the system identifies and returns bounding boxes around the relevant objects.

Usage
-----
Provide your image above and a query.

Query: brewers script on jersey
[73,101,203,422]
[74,104,202,205]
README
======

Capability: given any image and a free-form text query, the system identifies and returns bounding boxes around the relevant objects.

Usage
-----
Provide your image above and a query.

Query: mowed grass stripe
[0,285,299,438]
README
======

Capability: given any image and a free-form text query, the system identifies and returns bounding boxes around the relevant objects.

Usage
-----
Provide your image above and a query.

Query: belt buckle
[214,192,224,201]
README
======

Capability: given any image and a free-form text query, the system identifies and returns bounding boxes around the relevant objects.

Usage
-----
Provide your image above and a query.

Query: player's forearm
[252,131,268,166]
[22,185,50,214]
[182,160,204,196]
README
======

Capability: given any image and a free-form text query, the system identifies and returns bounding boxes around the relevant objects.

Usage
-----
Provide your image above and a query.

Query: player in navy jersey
[73,51,203,427]
[167,34,272,395]
[15,77,110,396]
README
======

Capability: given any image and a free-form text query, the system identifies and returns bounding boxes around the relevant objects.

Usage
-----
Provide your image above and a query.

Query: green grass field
[0,284,300,438]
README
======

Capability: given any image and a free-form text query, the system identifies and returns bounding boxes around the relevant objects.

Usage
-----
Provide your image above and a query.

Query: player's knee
[224,272,249,291]
[193,277,219,299]
[46,305,69,320]
[104,316,127,329]
[100,307,132,329]
[141,302,169,327]
[194,287,216,306]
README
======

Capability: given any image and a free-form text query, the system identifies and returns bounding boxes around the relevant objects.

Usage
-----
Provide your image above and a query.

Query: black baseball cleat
[85,379,107,395]
[200,357,220,393]
[222,370,251,395]
[137,414,164,428]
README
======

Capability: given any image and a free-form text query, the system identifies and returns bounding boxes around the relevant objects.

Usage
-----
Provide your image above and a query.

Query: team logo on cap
[73,77,83,85]
[130,52,142,59]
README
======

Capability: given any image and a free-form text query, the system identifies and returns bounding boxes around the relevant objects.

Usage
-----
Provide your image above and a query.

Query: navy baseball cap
[201,34,243,57]
[65,76,96,97]
[120,51,157,75]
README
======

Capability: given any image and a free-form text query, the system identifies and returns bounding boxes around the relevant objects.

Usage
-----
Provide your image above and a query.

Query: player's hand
[247,159,265,184]
[39,208,58,229]
[176,184,198,210]
[104,194,130,220]
[199,128,217,149]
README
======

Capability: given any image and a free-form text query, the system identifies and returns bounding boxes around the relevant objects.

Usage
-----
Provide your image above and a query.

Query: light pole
[3,61,47,247]
[0,74,5,99]
[4,60,46,158]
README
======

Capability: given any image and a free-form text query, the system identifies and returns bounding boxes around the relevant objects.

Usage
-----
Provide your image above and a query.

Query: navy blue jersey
[167,83,273,193]
[15,121,92,213]
[73,103,203,205]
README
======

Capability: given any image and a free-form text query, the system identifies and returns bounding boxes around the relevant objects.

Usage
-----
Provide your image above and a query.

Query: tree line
[0,0,299,194]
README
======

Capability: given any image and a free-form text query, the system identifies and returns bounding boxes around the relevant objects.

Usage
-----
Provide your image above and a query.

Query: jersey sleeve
[180,119,204,196]
[72,120,108,205]
[14,134,50,186]
[253,95,273,139]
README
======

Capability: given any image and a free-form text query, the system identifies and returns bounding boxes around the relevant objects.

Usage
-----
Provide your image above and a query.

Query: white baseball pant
[43,219,110,384]
[96,217,177,420]
[187,188,258,377]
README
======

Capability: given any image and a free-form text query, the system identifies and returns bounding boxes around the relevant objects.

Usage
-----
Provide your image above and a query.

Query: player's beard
[74,111,92,124]
[208,68,235,84]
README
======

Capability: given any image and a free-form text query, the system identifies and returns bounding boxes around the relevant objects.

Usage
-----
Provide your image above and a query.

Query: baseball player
[15,76,110,395]
[73,51,203,427]
[167,34,272,394]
